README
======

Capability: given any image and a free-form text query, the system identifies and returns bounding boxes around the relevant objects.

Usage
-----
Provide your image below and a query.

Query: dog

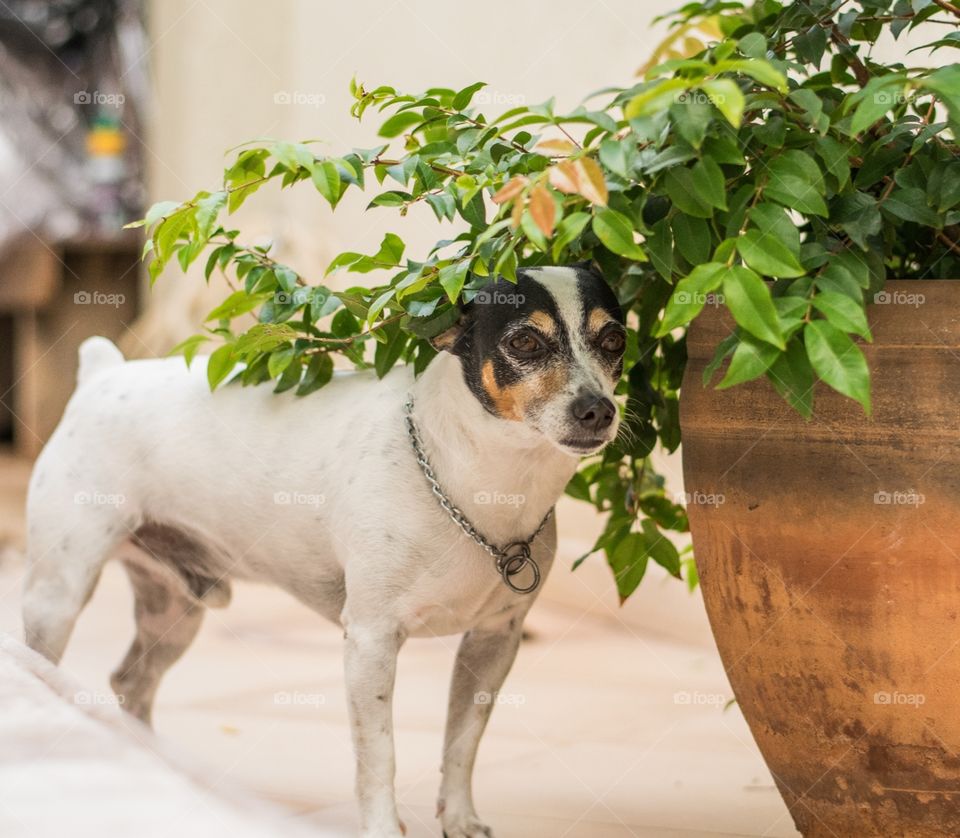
[22,263,625,838]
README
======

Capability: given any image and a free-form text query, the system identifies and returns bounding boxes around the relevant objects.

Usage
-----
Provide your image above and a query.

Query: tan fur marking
[527,310,557,337]
[481,359,568,422]
[588,307,615,335]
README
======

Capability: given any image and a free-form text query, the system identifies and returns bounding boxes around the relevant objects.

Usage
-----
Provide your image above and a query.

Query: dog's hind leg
[22,513,129,665]
[110,560,205,726]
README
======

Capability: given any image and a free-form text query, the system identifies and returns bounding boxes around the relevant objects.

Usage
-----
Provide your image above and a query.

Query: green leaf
[296,353,334,396]
[850,77,906,134]
[205,290,269,322]
[764,150,828,217]
[451,81,486,110]
[655,262,726,336]
[552,211,591,261]
[592,208,646,260]
[692,157,727,210]
[812,291,872,340]
[767,338,814,418]
[378,111,422,138]
[804,320,871,414]
[311,160,342,206]
[438,261,469,303]
[664,167,713,218]
[607,532,649,603]
[671,214,711,266]
[737,229,805,277]
[722,265,785,349]
[717,332,780,389]
[267,345,296,377]
[374,324,408,378]
[206,344,236,390]
[700,79,745,128]
[883,187,942,227]
[168,334,210,366]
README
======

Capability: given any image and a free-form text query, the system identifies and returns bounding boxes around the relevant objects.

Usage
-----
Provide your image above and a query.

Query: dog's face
[433,264,625,456]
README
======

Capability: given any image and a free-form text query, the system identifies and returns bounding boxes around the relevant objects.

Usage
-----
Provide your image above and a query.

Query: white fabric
[0,633,332,838]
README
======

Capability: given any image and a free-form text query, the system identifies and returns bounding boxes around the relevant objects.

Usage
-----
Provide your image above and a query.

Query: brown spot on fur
[527,310,557,337]
[481,359,568,421]
[588,307,615,335]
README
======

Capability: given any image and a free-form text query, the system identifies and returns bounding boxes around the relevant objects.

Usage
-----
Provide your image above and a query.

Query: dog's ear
[429,302,472,355]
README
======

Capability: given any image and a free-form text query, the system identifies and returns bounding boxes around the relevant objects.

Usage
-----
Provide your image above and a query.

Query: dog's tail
[77,336,125,385]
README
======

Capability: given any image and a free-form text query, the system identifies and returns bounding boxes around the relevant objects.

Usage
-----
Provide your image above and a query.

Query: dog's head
[432,263,625,456]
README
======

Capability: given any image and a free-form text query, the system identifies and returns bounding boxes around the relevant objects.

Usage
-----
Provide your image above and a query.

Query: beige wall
[134,0,678,352]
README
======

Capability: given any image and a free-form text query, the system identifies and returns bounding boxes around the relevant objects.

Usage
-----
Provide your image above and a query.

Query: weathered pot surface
[680,280,960,837]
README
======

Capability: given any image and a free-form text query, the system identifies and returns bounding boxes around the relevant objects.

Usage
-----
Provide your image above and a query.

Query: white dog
[22,264,625,837]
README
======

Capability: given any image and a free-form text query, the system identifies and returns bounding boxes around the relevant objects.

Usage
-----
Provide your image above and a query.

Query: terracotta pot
[680,280,960,837]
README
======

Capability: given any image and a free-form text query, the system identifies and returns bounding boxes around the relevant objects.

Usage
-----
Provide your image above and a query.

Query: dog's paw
[441,813,494,838]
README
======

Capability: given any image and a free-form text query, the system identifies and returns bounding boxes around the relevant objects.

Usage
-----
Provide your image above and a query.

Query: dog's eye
[599,330,626,354]
[506,331,544,355]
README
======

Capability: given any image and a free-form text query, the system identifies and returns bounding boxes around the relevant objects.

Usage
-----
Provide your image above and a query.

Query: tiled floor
[0,453,798,837]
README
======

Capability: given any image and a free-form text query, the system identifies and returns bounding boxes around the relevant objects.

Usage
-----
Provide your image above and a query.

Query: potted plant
[138,0,960,833]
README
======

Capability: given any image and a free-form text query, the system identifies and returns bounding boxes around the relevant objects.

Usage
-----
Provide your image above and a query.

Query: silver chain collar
[404,397,551,595]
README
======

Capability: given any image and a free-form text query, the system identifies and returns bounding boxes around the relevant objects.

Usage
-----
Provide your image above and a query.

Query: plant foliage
[136,0,960,601]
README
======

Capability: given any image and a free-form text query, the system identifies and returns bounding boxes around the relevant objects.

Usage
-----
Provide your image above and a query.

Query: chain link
[404,397,550,594]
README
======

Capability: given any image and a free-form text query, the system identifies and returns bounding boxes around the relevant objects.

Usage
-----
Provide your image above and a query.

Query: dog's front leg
[344,619,406,837]
[438,612,525,838]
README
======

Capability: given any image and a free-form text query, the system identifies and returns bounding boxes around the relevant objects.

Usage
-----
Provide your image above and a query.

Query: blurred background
[0,1,928,835]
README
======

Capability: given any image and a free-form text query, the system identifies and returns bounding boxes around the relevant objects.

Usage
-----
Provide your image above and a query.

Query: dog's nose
[570,393,616,433]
